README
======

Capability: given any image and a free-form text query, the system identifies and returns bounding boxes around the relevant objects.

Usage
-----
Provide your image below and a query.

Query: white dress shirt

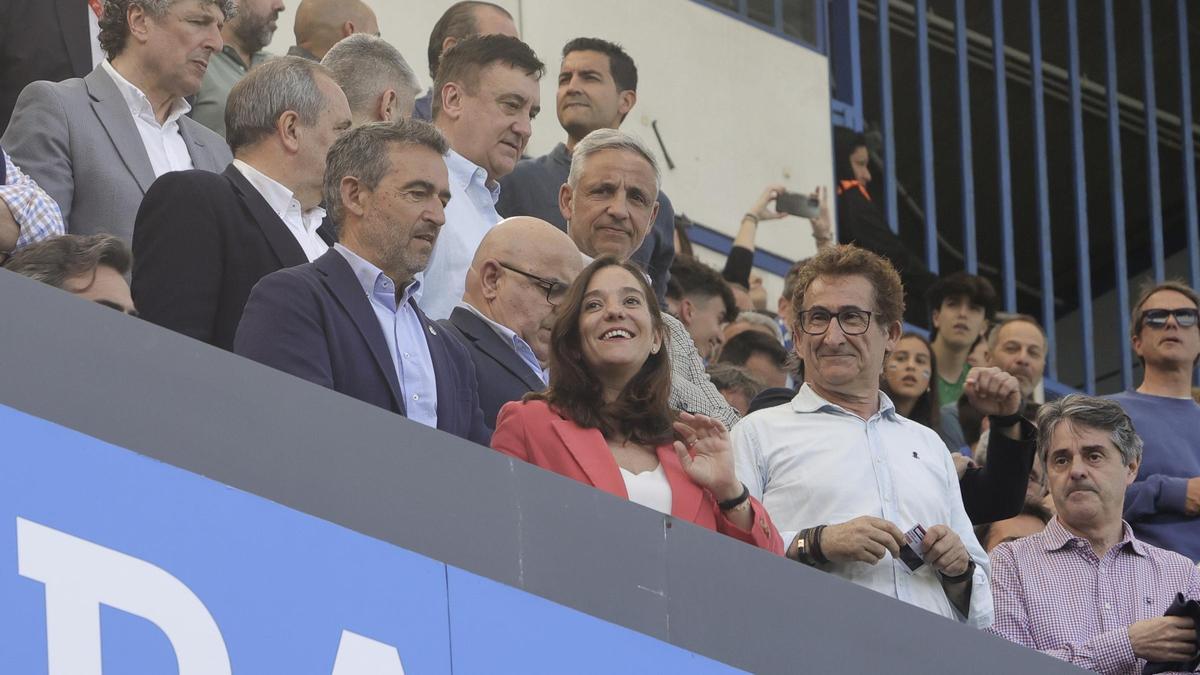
[620,464,673,516]
[101,60,193,178]
[232,159,329,262]
[417,149,502,320]
[732,384,993,627]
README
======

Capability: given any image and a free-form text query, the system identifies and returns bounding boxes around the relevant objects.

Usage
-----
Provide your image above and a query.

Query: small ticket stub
[898,524,928,572]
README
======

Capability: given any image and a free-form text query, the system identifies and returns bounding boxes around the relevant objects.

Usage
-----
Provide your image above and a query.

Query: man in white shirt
[2,0,234,243]
[419,34,544,321]
[131,56,351,350]
[733,244,1019,627]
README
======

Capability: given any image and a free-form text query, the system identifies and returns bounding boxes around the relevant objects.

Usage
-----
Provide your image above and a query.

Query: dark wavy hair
[529,256,675,445]
[880,332,940,430]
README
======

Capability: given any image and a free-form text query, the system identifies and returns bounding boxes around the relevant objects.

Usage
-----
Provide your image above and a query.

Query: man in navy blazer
[235,119,490,445]
[438,216,584,428]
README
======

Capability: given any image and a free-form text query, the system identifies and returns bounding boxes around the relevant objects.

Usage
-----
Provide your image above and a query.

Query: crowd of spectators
[1,1,1198,672]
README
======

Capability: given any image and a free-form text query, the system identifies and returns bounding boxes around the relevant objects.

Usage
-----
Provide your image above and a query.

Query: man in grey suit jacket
[1,0,234,244]
[438,217,584,429]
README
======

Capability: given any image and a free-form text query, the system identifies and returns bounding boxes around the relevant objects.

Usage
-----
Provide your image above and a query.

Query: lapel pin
[428,325,437,336]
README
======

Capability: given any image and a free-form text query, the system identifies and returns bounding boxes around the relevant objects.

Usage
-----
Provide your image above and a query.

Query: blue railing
[837,0,1200,395]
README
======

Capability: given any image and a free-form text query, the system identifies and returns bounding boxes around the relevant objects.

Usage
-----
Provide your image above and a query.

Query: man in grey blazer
[1,0,234,245]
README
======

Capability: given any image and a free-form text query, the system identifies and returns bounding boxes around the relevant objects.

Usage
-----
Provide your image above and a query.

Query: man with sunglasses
[733,244,1037,626]
[439,217,584,429]
[1108,281,1200,562]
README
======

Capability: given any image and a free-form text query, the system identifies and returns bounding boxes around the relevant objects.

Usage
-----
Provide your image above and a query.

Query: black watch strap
[988,412,1023,428]
[940,559,976,583]
[717,483,750,511]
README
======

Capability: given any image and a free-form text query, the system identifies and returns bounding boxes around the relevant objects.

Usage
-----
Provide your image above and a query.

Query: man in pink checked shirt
[988,394,1200,674]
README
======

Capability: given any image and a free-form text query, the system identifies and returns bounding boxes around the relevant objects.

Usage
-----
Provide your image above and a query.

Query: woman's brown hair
[529,256,675,445]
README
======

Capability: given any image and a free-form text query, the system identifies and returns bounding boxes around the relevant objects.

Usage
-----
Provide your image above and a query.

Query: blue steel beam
[1180,0,1200,291]
[992,0,1015,312]
[1029,0,1057,381]
[848,0,863,130]
[955,0,977,274]
[1104,0,1133,391]
[879,0,899,233]
[1141,0,1165,282]
[1067,0,1096,394]
[916,0,938,273]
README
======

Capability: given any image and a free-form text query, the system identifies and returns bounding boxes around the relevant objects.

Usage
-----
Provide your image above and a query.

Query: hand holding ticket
[898,524,928,572]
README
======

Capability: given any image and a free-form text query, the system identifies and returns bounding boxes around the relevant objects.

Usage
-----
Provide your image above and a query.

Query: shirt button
[1104,603,1112,610]
[412,394,419,401]
[403,352,411,359]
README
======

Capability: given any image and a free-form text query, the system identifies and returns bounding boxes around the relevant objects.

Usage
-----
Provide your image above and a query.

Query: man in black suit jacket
[0,0,95,134]
[438,216,584,428]
[235,119,490,445]
[132,57,351,350]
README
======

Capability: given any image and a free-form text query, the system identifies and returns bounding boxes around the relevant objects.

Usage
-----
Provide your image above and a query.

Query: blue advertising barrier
[0,405,735,674]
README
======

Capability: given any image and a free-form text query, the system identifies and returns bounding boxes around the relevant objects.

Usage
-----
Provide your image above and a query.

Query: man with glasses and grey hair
[1107,281,1200,563]
[132,56,351,351]
[988,394,1200,673]
[558,127,740,429]
[438,217,584,429]
[732,243,1035,627]
[235,120,490,445]
[322,34,422,125]
[2,0,235,243]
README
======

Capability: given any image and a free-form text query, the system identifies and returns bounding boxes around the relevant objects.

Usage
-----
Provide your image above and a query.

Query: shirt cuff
[1089,625,1137,674]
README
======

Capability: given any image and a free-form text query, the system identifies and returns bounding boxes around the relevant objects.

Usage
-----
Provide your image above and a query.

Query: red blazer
[491,399,783,554]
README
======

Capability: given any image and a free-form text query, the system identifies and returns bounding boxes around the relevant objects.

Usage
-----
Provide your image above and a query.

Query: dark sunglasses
[1139,308,1199,329]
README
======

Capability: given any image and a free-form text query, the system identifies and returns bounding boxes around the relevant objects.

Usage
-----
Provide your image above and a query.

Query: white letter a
[331,630,406,674]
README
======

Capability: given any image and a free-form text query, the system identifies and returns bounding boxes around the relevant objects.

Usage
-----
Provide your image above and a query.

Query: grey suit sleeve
[662,313,741,429]
[1,81,75,226]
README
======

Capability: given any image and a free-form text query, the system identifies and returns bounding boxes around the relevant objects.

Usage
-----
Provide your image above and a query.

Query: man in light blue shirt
[236,119,490,444]
[733,244,1021,627]
[439,216,585,428]
[419,34,544,320]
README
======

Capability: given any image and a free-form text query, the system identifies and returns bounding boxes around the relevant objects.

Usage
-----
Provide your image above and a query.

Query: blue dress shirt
[458,301,548,386]
[335,243,439,428]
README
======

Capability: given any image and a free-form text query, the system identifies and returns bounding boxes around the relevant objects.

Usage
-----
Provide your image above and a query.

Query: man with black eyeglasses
[439,217,584,428]
[732,244,1037,626]
[1107,281,1200,562]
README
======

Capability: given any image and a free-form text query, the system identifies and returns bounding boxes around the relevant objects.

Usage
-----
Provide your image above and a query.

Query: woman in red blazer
[491,257,783,554]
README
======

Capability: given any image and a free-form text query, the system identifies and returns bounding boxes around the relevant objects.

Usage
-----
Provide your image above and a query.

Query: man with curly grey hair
[1,0,235,245]
[988,394,1200,673]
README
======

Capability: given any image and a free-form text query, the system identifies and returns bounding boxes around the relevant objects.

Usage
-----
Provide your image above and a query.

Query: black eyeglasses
[497,262,570,306]
[797,308,875,335]
[1139,308,1199,330]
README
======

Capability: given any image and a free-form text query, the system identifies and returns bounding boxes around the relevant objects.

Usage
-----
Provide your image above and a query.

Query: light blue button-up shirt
[335,243,439,429]
[458,301,548,386]
[417,149,502,321]
[732,383,993,627]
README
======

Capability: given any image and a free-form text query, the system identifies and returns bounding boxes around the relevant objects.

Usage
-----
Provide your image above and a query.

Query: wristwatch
[940,559,976,584]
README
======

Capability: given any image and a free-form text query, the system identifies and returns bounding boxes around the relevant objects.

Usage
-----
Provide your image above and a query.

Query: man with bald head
[288,0,379,61]
[439,217,584,428]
